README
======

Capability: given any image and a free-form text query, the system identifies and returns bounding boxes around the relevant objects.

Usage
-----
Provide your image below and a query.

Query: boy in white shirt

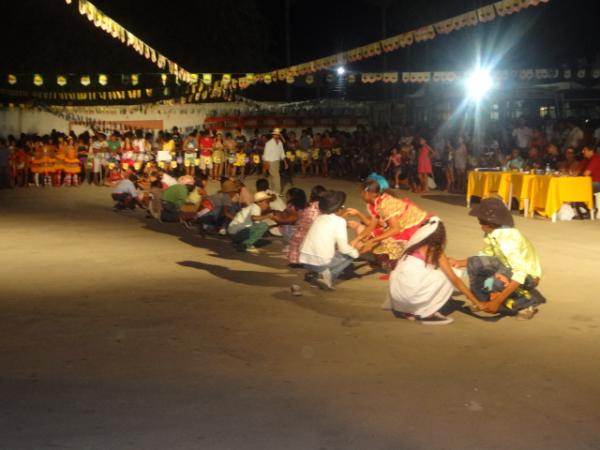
[300,190,359,290]
[228,191,275,253]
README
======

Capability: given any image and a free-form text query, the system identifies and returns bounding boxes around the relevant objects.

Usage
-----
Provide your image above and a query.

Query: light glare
[466,68,493,101]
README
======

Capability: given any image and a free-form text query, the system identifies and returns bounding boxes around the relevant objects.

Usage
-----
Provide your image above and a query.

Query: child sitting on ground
[448,197,544,319]
[386,217,484,325]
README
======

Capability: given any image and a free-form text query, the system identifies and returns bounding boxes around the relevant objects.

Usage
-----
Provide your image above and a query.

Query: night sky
[3,0,600,75]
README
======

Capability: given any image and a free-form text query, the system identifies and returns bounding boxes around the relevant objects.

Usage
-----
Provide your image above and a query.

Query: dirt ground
[1,177,599,450]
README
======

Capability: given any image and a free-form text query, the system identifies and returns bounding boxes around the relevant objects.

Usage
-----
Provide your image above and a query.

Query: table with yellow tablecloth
[497,172,537,212]
[528,175,593,221]
[466,171,510,207]
[467,171,593,221]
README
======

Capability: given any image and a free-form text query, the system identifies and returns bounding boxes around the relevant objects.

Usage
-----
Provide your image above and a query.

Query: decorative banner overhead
[245,0,550,87]
[65,0,193,82]
[0,72,238,105]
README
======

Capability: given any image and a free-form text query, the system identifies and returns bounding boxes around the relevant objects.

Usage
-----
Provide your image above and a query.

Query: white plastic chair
[592,192,600,220]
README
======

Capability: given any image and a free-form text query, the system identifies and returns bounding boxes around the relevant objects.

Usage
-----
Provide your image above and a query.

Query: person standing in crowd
[564,120,584,151]
[453,136,468,192]
[417,137,433,193]
[311,132,322,176]
[384,147,404,189]
[444,140,455,193]
[0,138,10,188]
[262,128,288,194]
[211,132,225,180]
[183,130,198,177]
[63,136,81,186]
[198,131,214,177]
[321,131,333,178]
[298,129,312,177]
[11,139,28,188]
[512,118,532,151]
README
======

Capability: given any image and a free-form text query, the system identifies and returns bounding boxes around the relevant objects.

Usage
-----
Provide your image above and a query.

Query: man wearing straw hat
[262,128,288,194]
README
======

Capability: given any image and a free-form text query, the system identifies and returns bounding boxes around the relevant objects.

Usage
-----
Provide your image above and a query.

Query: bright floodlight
[336,66,346,76]
[466,68,493,101]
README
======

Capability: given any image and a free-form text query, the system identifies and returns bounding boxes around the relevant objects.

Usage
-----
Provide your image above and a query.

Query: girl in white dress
[388,217,483,325]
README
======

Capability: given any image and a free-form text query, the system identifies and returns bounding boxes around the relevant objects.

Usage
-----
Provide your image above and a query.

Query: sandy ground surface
[1,177,600,450]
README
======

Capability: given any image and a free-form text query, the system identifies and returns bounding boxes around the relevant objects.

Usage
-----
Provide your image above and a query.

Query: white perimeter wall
[0,102,244,137]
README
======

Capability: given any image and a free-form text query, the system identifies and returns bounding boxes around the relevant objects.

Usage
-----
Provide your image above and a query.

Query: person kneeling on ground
[386,217,484,325]
[112,174,141,210]
[449,197,544,319]
[227,191,276,253]
[299,190,359,290]
[194,179,242,234]
[159,176,195,222]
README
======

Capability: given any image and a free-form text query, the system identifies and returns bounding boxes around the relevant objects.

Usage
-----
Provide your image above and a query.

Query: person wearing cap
[256,178,286,211]
[299,190,359,290]
[449,197,543,318]
[194,179,242,233]
[179,174,209,224]
[262,128,288,194]
[387,217,484,325]
[228,191,276,253]
[160,176,196,222]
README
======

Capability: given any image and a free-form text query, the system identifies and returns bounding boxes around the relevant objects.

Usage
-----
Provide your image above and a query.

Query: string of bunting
[4,63,595,111]
[64,0,193,82]
[63,0,551,95]
[232,0,551,90]
[44,106,143,133]
[0,86,173,103]
[355,67,600,83]
[3,64,595,107]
